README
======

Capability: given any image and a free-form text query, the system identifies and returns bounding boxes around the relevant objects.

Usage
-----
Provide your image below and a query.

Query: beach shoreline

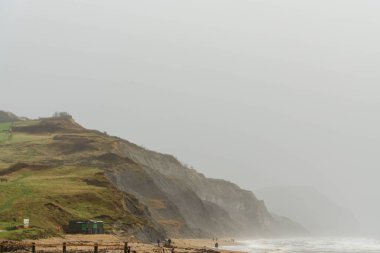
[1,235,246,253]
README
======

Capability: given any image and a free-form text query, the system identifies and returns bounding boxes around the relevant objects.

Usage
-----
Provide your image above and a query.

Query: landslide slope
[0,115,306,240]
[109,138,307,237]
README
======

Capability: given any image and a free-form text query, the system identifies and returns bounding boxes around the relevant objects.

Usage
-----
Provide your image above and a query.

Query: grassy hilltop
[0,116,161,240]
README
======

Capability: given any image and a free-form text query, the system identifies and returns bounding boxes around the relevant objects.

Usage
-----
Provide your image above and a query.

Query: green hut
[68,220,104,234]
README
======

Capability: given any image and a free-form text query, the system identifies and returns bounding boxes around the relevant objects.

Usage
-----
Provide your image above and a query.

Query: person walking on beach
[157,239,161,247]
[215,242,219,249]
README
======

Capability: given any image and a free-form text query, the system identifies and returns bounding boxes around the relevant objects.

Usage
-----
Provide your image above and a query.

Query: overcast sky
[1,0,380,236]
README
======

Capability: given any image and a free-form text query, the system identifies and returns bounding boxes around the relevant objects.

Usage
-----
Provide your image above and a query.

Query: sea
[221,238,380,253]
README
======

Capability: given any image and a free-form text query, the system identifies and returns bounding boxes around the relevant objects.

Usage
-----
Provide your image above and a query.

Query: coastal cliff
[0,113,306,240]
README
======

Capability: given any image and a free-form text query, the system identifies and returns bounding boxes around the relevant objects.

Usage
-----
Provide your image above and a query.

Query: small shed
[68,220,104,234]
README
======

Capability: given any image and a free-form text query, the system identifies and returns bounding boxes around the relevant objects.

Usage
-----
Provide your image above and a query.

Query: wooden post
[171,247,174,253]
[127,246,131,253]
[32,242,36,253]
[63,242,67,253]
[94,243,98,253]
[124,242,128,253]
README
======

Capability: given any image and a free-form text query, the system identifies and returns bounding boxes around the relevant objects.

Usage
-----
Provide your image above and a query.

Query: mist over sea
[222,238,380,253]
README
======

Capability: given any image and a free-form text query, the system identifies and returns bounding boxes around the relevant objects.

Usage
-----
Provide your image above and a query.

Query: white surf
[222,238,380,253]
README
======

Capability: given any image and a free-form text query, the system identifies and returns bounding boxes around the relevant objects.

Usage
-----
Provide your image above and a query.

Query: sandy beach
[7,235,244,253]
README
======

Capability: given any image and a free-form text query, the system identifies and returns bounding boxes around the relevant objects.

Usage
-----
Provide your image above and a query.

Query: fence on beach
[0,241,121,253]
[0,241,178,253]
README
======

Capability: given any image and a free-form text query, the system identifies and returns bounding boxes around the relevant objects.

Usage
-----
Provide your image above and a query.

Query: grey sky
[1,0,380,235]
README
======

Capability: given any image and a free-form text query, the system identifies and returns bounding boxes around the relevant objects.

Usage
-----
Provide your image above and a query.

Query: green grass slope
[0,117,163,240]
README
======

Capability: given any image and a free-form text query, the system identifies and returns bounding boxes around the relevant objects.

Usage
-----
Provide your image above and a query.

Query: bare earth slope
[0,115,306,240]
[109,137,307,237]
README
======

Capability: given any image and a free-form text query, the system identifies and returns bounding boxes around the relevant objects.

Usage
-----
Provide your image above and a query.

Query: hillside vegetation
[0,115,306,240]
[0,117,163,240]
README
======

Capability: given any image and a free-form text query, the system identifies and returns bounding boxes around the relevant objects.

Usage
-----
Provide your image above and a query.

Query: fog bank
[1,0,380,235]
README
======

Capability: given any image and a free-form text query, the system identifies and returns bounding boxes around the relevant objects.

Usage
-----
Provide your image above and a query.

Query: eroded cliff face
[105,153,238,237]
[109,138,307,237]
